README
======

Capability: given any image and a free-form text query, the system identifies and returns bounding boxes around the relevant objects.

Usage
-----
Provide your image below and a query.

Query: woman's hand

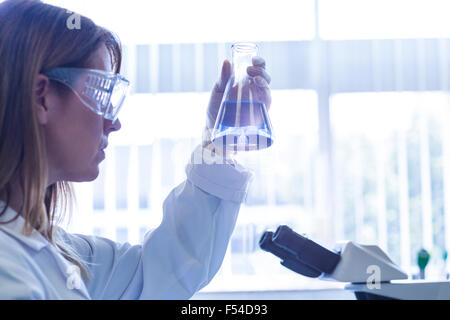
[205,56,272,131]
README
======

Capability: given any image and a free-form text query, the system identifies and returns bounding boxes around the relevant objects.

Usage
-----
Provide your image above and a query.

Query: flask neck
[232,43,258,82]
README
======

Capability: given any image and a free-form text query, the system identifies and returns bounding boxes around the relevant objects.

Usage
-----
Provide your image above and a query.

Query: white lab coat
[0,145,253,299]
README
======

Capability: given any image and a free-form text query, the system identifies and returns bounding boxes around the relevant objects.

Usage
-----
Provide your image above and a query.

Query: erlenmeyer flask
[211,42,274,152]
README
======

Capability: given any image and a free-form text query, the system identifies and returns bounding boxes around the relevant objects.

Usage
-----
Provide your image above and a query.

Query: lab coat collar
[0,202,91,299]
[0,201,50,251]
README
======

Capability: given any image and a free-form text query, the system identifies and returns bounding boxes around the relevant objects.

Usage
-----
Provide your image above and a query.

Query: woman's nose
[104,117,121,133]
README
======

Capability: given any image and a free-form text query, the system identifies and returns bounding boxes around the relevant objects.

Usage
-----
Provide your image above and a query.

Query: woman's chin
[67,167,100,183]
[80,154,104,181]
[85,167,101,181]
[86,171,100,182]
[56,155,104,183]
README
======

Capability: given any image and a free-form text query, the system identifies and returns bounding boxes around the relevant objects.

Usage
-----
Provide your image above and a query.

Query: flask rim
[231,42,258,53]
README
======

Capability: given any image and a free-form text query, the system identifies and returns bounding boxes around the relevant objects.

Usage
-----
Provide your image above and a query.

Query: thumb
[206,60,232,129]
[216,59,231,92]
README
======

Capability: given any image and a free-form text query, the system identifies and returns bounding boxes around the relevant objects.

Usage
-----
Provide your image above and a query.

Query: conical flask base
[211,126,274,152]
[211,100,274,152]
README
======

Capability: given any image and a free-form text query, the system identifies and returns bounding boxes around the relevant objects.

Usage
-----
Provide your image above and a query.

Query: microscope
[259,225,450,299]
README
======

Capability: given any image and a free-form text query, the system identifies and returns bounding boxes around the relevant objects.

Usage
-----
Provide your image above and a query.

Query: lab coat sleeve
[139,146,253,299]
[66,145,253,299]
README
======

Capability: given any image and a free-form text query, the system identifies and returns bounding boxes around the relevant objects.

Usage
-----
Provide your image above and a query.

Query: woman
[0,0,272,299]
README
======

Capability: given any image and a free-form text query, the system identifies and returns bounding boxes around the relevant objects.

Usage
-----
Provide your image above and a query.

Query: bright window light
[319,0,450,40]
[44,0,316,44]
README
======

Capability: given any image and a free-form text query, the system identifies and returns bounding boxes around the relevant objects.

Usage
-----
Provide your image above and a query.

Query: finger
[252,56,266,69]
[216,59,232,92]
[247,66,271,84]
[255,76,271,110]
[255,75,270,89]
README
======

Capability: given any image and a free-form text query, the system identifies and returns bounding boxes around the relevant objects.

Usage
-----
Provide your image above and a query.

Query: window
[331,92,450,275]
[138,145,153,210]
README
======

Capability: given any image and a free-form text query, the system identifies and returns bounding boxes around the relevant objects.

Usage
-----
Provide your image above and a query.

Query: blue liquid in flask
[212,100,274,152]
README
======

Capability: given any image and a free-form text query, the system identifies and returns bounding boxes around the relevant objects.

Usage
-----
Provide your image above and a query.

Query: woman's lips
[98,149,106,160]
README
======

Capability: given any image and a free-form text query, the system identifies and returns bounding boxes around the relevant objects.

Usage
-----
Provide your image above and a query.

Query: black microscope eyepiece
[259,225,341,277]
[259,230,323,278]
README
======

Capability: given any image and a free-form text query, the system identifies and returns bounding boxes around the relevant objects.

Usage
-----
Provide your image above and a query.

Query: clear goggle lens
[45,68,130,122]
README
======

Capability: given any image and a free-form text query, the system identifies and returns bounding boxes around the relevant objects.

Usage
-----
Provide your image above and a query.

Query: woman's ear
[34,74,50,125]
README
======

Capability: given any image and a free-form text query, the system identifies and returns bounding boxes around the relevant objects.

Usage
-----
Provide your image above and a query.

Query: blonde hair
[0,0,122,281]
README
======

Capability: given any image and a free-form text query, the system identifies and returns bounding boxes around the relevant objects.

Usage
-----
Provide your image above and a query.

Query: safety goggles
[44,68,130,123]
